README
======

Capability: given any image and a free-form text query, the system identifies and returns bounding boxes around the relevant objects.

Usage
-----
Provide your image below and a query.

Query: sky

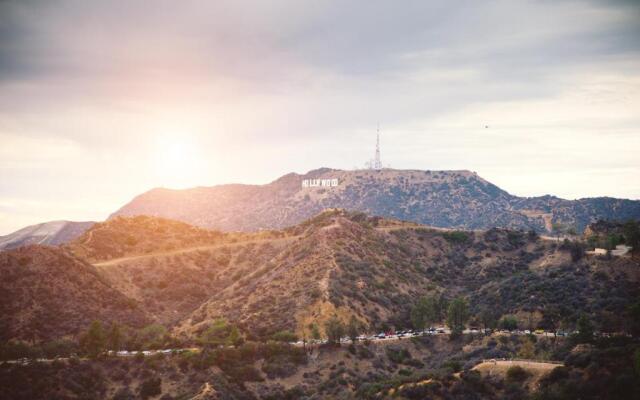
[1,0,639,234]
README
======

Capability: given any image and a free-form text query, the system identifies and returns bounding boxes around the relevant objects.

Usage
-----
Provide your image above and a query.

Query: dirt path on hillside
[93,235,300,267]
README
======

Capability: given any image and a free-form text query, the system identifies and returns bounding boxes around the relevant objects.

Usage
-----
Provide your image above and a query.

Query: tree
[81,320,106,359]
[628,301,640,337]
[347,316,360,344]
[552,222,565,242]
[446,297,469,338]
[324,315,345,345]
[623,220,640,250]
[575,314,594,343]
[479,309,498,334]
[199,319,232,348]
[499,315,518,331]
[107,323,122,352]
[310,323,321,342]
[436,295,449,322]
[411,296,438,332]
[228,326,244,348]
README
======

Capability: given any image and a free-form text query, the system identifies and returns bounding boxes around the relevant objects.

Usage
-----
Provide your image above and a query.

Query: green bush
[386,346,412,364]
[442,231,470,244]
[271,330,298,343]
[506,365,529,382]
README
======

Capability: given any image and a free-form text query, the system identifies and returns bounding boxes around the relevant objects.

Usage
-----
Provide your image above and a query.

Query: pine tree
[446,297,469,338]
[324,315,345,345]
[107,323,122,352]
[81,320,106,359]
[347,316,360,344]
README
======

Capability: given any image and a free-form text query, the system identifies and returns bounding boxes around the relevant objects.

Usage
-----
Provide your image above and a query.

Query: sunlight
[152,132,204,189]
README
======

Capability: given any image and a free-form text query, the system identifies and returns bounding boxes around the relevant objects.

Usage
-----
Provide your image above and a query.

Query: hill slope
[174,210,639,339]
[110,168,640,233]
[0,220,94,250]
[8,213,638,342]
[0,246,148,342]
[65,215,226,262]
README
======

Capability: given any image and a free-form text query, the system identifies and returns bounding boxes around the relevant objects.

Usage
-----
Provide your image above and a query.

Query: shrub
[506,365,529,382]
[139,377,162,399]
[442,231,470,244]
[271,331,298,343]
[386,346,412,364]
[442,359,462,373]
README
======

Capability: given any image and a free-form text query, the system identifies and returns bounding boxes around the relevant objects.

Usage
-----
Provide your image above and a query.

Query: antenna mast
[374,123,382,170]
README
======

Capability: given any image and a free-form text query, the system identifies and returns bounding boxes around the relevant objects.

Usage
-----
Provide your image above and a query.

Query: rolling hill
[51,212,637,342]
[2,212,639,399]
[110,168,640,233]
[0,220,94,250]
[3,212,638,343]
[174,210,639,339]
[0,245,148,342]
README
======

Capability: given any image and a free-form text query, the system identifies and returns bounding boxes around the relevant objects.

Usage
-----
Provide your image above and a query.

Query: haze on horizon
[1,0,639,235]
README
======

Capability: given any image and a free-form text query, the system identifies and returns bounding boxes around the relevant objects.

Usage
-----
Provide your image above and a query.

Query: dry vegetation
[112,168,640,233]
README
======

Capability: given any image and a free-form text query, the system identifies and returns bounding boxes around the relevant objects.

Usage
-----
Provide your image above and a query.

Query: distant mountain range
[0,220,94,250]
[2,168,639,249]
[111,168,640,234]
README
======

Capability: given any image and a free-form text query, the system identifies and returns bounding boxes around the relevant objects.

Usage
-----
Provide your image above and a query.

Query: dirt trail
[93,235,300,267]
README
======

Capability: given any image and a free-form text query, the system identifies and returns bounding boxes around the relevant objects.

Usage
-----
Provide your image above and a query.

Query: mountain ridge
[110,168,640,233]
[0,220,94,250]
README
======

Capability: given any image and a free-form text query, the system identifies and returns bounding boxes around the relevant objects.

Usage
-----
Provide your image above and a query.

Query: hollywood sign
[302,178,339,188]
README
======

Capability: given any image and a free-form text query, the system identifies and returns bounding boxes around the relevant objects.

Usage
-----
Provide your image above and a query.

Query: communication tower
[373,124,382,170]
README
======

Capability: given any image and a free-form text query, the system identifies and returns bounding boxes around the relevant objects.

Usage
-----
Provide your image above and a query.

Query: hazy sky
[1,0,639,234]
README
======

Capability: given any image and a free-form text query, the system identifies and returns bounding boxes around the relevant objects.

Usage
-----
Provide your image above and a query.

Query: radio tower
[374,123,382,170]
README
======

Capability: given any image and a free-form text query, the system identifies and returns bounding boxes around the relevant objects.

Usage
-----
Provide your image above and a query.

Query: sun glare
[152,133,204,189]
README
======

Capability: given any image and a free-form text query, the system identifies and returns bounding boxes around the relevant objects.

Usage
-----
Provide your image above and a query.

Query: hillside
[173,210,639,339]
[65,215,226,262]
[0,220,94,250]
[2,213,639,399]
[110,168,640,234]
[5,212,638,344]
[0,246,148,342]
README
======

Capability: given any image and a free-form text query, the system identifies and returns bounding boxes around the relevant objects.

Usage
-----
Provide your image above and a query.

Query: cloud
[0,0,639,233]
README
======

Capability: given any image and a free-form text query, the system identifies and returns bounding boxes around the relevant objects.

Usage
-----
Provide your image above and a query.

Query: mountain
[110,168,640,233]
[6,212,638,342]
[3,213,639,399]
[0,220,94,250]
[0,245,148,342]
[62,213,638,341]
[174,210,639,339]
